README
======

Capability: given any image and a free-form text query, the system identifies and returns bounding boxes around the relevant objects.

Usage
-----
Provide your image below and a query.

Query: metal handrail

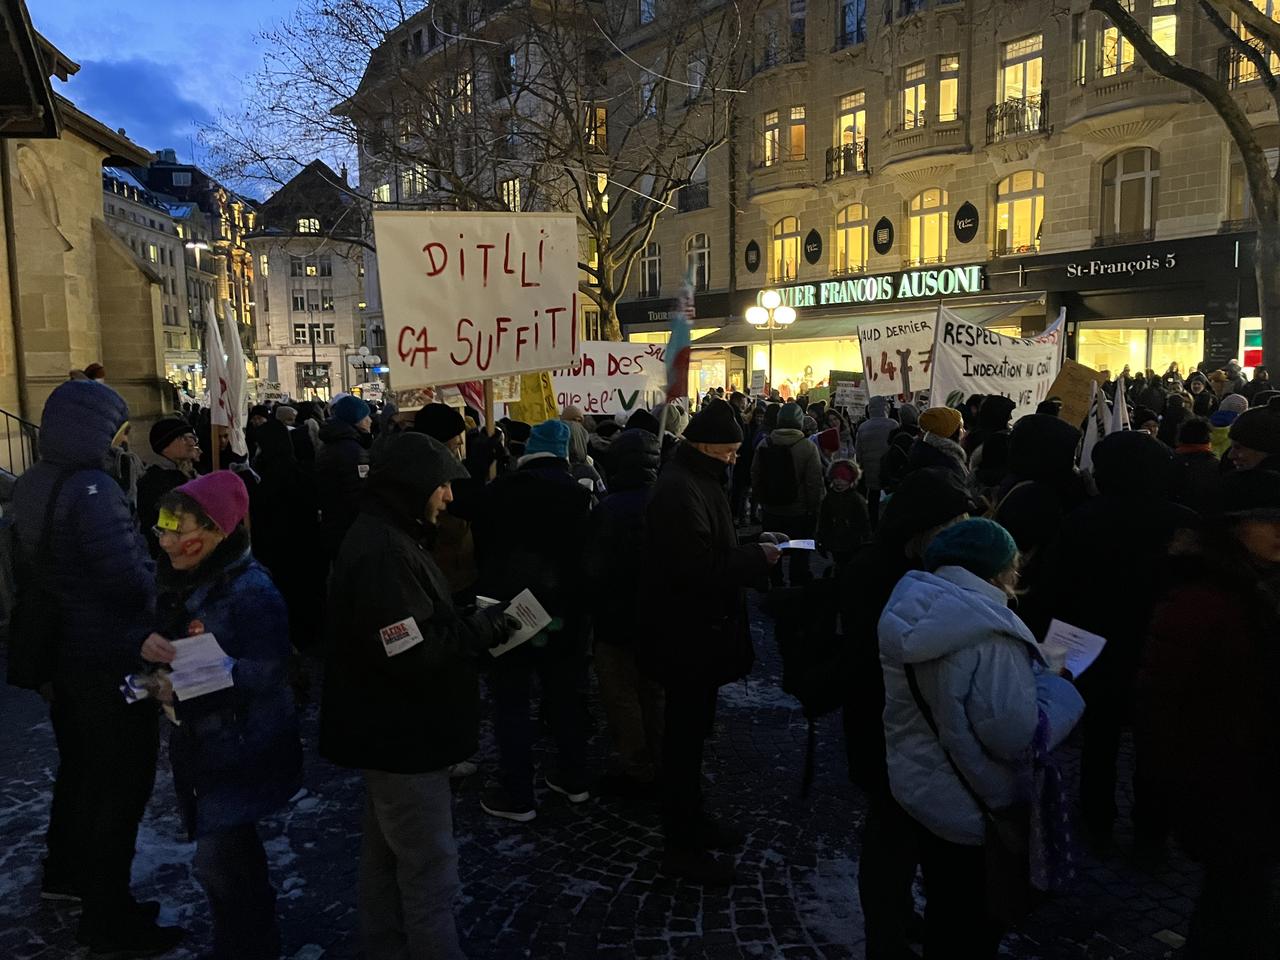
[985,92,1049,144]
[0,408,39,477]
[825,141,869,180]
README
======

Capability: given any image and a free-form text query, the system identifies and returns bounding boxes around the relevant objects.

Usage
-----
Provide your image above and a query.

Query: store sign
[745,240,761,273]
[804,229,823,265]
[647,306,695,322]
[765,264,986,312]
[1065,251,1177,279]
[954,202,979,244]
[873,217,895,255]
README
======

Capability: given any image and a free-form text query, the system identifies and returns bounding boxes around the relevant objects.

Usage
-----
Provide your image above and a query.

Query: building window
[292,289,305,312]
[641,242,662,297]
[639,0,656,24]
[293,323,309,344]
[322,323,336,343]
[835,92,868,173]
[290,255,305,277]
[639,80,658,118]
[996,171,1045,255]
[163,304,170,325]
[322,290,335,312]
[259,254,269,277]
[587,172,610,213]
[372,183,391,203]
[1152,0,1177,56]
[835,204,868,274]
[582,308,604,341]
[586,105,607,151]
[788,106,807,160]
[146,242,158,263]
[900,62,927,129]
[1072,13,1088,84]
[761,110,780,166]
[172,172,192,187]
[305,258,318,277]
[687,55,707,97]
[493,47,517,99]
[306,289,321,312]
[318,255,332,277]
[500,177,522,211]
[1228,155,1262,223]
[1001,34,1043,103]
[771,216,801,282]
[1101,148,1159,240]
[297,217,320,234]
[908,188,949,265]
[938,55,960,122]
[839,0,866,46]
[454,72,473,114]
[687,233,710,292]
[1099,4,1135,77]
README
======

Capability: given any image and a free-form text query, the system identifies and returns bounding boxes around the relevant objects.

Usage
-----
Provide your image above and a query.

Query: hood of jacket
[39,380,129,468]
[608,428,659,491]
[319,417,366,445]
[868,396,891,419]
[769,427,806,448]
[1008,413,1081,482]
[879,566,1038,667]
[920,430,968,469]
[365,432,469,534]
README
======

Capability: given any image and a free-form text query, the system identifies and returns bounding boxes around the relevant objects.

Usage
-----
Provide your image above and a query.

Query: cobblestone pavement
[0,607,1197,960]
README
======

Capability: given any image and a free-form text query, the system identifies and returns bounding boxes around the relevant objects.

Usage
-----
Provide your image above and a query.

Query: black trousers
[49,675,159,934]
[195,822,280,960]
[914,821,1004,960]
[1080,700,1168,846]
[661,681,718,848]
[859,788,920,960]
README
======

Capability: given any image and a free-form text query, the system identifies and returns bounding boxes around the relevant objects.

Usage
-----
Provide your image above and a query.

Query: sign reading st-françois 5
[374,211,581,388]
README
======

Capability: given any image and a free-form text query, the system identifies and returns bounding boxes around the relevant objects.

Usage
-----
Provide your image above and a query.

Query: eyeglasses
[152,524,200,541]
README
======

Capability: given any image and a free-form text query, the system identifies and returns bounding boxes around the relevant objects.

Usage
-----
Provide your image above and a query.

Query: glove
[479,605,522,647]
[759,531,789,545]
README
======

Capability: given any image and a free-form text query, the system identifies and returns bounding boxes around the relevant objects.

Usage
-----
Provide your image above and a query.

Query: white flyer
[379,617,426,657]
[1043,619,1107,678]
[781,539,817,551]
[486,588,552,657]
[168,633,235,700]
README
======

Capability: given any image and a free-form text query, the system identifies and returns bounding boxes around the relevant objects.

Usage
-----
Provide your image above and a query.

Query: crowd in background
[7,354,1280,959]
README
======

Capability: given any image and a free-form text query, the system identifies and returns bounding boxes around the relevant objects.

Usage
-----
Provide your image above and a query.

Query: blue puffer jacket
[879,566,1084,845]
[160,530,302,839]
[12,381,156,676]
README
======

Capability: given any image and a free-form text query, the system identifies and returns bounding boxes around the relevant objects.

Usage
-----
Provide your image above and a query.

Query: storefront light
[774,305,797,325]
[746,305,769,326]
[760,289,782,310]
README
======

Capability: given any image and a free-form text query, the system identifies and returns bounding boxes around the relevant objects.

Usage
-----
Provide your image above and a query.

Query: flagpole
[483,379,496,480]
[211,424,222,471]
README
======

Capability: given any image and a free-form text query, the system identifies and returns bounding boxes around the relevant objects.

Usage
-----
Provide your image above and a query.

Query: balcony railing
[994,239,1039,257]
[1093,228,1155,248]
[825,141,869,180]
[1218,41,1275,89]
[678,182,709,213]
[986,92,1049,144]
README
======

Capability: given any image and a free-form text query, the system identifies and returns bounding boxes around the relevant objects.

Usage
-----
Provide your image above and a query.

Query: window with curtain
[772,216,801,281]
[1001,34,1043,102]
[908,189,948,265]
[834,204,868,274]
[1100,148,1159,239]
[996,171,1045,254]
[687,233,710,291]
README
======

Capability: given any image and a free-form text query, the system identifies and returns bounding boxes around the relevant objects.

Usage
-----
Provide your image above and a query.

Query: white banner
[930,306,1065,420]
[549,341,666,415]
[374,211,580,387]
[856,313,935,398]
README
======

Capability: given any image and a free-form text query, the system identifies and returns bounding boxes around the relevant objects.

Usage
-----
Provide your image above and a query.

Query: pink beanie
[176,470,249,535]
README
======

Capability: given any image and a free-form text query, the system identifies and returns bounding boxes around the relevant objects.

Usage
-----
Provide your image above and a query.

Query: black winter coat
[137,461,194,558]
[1172,448,1220,516]
[315,419,371,559]
[321,498,504,774]
[643,443,768,685]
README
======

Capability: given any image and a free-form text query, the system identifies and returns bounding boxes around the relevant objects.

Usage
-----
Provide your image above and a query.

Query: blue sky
[29,0,276,166]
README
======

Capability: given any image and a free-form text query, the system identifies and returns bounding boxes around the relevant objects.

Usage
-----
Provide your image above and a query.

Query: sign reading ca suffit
[374,211,580,388]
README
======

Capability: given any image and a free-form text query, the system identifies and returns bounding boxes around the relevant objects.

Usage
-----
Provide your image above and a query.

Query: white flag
[205,299,231,430]
[220,300,248,456]
[1079,380,1109,472]
[1110,375,1131,434]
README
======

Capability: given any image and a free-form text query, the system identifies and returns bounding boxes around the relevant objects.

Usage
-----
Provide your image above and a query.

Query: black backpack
[5,470,71,691]
[757,440,798,505]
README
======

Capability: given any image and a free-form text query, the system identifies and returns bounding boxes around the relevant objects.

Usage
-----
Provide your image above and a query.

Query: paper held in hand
[478,588,553,657]
[780,539,817,551]
[1043,619,1107,678]
[168,633,234,700]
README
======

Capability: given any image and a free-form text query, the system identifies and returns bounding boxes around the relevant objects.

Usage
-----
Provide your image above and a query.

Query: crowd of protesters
[6,357,1280,959]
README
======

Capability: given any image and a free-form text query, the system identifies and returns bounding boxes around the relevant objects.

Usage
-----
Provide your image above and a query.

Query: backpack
[5,470,71,691]
[757,440,798,505]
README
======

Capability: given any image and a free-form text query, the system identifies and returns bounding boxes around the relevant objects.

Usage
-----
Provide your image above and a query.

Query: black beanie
[149,416,193,456]
[1178,417,1212,446]
[414,403,467,443]
[1229,395,1280,455]
[683,399,744,444]
[1215,469,1280,517]
[1091,430,1173,497]
[627,408,661,436]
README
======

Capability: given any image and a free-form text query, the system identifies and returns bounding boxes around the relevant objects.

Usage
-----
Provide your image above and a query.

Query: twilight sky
[29,0,277,167]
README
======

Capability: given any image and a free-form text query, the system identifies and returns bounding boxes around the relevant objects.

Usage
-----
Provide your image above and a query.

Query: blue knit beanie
[924,517,1018,580]
[525,419,571,459]
[332,394,371,425]
[777,402,803,430]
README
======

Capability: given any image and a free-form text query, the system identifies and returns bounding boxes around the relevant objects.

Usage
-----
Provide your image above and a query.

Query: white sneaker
[545,774,591,804]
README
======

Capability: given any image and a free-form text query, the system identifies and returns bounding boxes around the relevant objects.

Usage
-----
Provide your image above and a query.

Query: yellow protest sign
[504,371,558,424]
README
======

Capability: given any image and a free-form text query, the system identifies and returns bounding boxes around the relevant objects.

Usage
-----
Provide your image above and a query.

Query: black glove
[479,604,522,646]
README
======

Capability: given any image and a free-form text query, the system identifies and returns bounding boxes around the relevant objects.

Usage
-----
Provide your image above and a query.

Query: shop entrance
[1075,316,1203,376]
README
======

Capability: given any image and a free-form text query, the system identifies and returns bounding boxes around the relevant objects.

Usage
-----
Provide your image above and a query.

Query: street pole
[768,326,775,394]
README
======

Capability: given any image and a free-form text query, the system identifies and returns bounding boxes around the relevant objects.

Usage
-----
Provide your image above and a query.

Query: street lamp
[745,289,796,395]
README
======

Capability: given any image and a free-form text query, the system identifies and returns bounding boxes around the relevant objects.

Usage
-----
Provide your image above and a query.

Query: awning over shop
[689,295,1045,349]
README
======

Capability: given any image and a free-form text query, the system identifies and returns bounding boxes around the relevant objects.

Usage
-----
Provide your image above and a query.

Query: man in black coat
[472,419,594,822]
[137,416,201,557]
[316,395,373,560]
[321,432,513,960]
[644,399,778,884]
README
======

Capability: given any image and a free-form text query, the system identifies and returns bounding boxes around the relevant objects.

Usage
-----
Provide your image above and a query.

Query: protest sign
[374,211,579,387]
[929,305,1064,420]
[830,369,868,419]
[856,313,935,398]
[504,371,558,424]
[1044,358,1104,429]
[551,341,666,415]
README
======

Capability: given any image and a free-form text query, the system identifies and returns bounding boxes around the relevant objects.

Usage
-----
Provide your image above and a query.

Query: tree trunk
[1257,216,1280,371]
[604,300,623,342]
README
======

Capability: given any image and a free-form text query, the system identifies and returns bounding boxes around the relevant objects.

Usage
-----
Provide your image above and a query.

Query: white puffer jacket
[878,565,1084,845]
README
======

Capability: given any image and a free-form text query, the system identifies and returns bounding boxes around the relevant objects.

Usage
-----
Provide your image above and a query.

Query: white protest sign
[374,211,580,387]
[856,313,935,398]
[930,305,1064,420]
[550,341,666,415]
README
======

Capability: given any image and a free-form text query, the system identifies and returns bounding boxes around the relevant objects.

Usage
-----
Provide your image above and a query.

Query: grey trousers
[359,769,465,960]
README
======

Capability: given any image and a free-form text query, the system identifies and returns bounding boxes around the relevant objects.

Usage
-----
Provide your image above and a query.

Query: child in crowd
[817,459,870,567]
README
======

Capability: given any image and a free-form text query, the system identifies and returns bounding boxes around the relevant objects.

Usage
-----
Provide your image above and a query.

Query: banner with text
[930,306,1065,420]
[550,341,666,415]
[855,313,935,398]
[375,211,580,387]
